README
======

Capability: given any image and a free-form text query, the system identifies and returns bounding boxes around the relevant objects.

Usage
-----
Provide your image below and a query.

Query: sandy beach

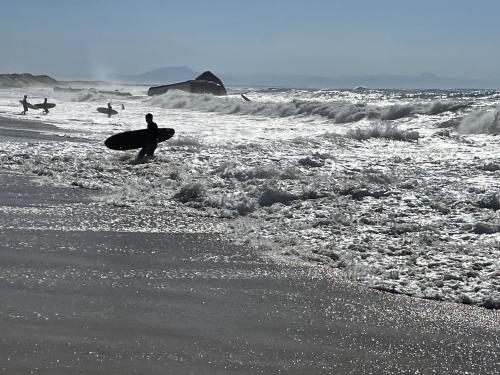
[0,117,498,374]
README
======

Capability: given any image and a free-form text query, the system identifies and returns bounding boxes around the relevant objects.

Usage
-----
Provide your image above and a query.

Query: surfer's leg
[151,145,157,157]
[147,140,158,157]
[137,147,147,160]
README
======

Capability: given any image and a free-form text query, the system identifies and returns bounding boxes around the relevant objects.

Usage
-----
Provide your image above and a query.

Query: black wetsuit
[43,100,49,114]
[137,121,158,159]
[21,98,28,114]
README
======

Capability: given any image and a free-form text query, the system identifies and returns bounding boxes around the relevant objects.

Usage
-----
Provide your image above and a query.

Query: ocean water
[0,85,499,308]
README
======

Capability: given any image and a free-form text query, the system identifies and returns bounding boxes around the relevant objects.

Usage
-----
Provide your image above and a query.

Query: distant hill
[110,66,199,85]
[0,73,132,90]
[0,73,59,88]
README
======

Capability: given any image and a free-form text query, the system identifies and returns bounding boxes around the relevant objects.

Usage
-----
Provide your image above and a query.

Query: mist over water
[0,86,499,308]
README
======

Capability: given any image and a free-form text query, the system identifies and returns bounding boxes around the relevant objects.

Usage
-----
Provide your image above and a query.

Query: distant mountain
[110,66,198,85]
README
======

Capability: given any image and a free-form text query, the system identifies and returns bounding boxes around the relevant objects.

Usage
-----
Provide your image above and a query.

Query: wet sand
[0,118,498,374]
[0,116,88,143]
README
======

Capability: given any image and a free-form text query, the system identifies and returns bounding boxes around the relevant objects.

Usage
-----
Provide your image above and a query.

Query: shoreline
[0,113,498,309]
[0,118,498,373]
[0,117,498,309]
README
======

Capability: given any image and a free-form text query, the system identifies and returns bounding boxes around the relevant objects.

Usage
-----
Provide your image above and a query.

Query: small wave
[71,90,107,102]
[148,90,471,123]
[458,107,500,134]
[52,89,107,103]
[347,124,419,142]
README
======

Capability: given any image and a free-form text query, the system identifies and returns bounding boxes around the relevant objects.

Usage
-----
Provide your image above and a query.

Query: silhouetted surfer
[121,104,125,110]
[137,113,158,161]
[21,95,28,115]
[42,98,49,114]
[107,102,113,118]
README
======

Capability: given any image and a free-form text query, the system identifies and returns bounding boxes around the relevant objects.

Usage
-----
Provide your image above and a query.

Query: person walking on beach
[107,102,113,118]
[137,113,158,161]
[42,98,50,114]
[21,95,28,115]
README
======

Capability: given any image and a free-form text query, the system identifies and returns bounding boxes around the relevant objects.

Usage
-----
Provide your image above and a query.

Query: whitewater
[0,85,499,309]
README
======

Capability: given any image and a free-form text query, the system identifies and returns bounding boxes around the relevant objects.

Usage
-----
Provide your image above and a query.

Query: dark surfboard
[19,100,37,109]
[104,128,175,150]
[35,103,56,109]
[97,107,118,115]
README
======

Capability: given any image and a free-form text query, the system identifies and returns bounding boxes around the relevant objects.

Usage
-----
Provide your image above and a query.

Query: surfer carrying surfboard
[42,98,49,114]
[21,95,28,115]
[107,103,113,118]
[136,113,159,161]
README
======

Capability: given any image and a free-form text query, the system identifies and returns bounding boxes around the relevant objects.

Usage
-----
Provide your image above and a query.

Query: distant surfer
[21,95,28,115]
[136,113,158,162]
[42,98,49,114]
[107,102,113,118]
[121,104,125,110]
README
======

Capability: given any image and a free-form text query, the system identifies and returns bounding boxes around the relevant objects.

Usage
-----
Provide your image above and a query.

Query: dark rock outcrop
[194,71,224,87]
[147,71,226,96]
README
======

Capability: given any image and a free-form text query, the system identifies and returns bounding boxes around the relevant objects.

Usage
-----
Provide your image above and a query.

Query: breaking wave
[458,107,500,134]
[70,90,108,102]
[148,90,471,123]
[51,89,108,103]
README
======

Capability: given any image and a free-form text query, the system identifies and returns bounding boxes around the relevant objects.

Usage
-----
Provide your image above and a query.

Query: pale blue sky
[1,0,499,79]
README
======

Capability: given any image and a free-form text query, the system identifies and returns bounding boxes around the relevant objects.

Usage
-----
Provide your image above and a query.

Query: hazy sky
[2,0,499,79]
